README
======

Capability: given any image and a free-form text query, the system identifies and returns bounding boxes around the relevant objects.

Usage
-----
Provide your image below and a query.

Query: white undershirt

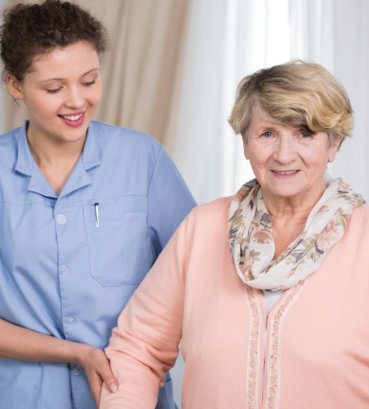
[262,290,283,314]
[261,290,284,393]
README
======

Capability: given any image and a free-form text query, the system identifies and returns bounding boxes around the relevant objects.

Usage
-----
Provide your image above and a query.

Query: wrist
[71,342,93,367]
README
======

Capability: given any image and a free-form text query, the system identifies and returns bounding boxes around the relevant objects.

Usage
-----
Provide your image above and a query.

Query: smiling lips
[58,112,85,127]
[272,170,300,177]
[272,170,299,174]
[60,113,83,121]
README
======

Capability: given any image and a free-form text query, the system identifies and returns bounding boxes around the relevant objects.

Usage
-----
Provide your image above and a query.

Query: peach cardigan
[101,197,369,409]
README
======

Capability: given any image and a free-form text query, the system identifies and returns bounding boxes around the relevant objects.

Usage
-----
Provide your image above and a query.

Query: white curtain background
[0,0,368,406]
[169,0,369,204]
[331,0,369,201]
[0,0,367,203]
[0,0,192,145]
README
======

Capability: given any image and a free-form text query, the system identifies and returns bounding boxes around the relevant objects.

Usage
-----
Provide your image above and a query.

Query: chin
[266,186,307,200]
[61,128,89,142]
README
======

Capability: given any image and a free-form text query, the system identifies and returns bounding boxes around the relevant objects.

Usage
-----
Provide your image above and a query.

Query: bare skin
[264,182,327,258]
[267,199,322,258]
[244,104,341,258]
[0,318,118,406]
[27,133,83,195]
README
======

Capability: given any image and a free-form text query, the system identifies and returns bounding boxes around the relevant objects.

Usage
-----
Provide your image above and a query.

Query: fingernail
[110,383,118,393]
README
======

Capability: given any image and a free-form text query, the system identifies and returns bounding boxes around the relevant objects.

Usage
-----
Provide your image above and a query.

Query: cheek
[25,97,57,118]
[89,84,102,106]
[243,141,268,163]
[87,95,101,109]
[248,149,269,169]
[248,157,268,180]
[91,94,101,106]
[305,152,329,176]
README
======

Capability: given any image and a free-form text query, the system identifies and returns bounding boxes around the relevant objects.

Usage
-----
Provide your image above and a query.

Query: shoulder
[0,126,24,168]
[88,122,166,172]
[89,121,162,153]
[341,204,369,248]
[0,126,22,149]
[346,204,369,231]
[181,196,232,233]
[192,196,233,219]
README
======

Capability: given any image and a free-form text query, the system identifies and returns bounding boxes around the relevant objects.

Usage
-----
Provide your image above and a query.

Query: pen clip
[94,202,100,229]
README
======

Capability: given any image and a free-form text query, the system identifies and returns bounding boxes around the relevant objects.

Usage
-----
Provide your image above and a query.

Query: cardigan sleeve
[99,208,195,409]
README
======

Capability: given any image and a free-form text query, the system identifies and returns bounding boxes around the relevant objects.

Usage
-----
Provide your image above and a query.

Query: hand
[79,345,118,407]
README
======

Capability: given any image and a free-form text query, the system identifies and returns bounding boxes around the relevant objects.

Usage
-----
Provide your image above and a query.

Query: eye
[300,131,311,138]
[262,131,273,137]
[46,87,62,94]
[82,79,96,87]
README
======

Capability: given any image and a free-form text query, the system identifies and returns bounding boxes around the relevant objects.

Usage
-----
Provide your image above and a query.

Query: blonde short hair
[228,61,353,146]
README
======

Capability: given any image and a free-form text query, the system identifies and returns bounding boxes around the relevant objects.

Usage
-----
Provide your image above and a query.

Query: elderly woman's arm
[0,318,118,406]
[100,209,194,409]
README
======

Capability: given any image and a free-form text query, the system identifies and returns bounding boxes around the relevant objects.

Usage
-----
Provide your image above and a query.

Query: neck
[27,130,85,167]
[262,184,326,224]
[26,128,86,195]
[261,185,327,258]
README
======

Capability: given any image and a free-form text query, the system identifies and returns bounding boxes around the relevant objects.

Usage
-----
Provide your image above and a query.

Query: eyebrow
[256,125,278,133]
[37,68,100,84]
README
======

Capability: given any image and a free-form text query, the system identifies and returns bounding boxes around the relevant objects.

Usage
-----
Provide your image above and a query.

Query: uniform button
[72,366,82,375]
[65,317,76,324]
[59,265,69,274]
[56,214,67,224]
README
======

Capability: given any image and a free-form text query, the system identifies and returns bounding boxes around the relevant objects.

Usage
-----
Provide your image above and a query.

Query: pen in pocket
[94,202,100,229]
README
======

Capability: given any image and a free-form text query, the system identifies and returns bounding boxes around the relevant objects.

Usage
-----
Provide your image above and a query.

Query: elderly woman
[100,61,369,409]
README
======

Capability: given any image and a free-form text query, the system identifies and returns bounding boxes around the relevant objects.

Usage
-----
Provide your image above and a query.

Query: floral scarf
[228,175,365,291]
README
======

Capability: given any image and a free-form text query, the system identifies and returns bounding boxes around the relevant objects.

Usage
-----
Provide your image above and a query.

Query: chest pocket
[83,196,154,286]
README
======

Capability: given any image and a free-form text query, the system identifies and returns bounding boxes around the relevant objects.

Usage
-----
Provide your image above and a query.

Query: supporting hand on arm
[0,318,118,406]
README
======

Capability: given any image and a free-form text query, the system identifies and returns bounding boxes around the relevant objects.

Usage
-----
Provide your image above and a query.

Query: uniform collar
[14,120,102,198]
[60,122,103,197]
[14,121,33,177]
[81,121,102,171]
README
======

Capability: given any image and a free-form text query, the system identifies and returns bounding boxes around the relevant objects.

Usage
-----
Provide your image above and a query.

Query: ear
[7,74,24,100]
[327,137,343,163]
[243,138,250,160]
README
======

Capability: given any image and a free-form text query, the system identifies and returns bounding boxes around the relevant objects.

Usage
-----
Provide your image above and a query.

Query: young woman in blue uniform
[0,1,195,408]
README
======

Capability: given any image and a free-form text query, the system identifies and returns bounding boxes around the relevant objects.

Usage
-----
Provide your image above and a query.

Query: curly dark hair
[0,0,107,81]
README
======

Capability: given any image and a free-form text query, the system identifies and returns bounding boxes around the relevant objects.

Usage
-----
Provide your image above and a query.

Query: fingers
[89,371,103,407]
[96,352,119,394]
[81,346,119,406]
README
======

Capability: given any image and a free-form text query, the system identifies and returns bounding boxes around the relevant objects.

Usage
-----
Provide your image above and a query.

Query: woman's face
[244,104,341,206]
[7,41,102,145]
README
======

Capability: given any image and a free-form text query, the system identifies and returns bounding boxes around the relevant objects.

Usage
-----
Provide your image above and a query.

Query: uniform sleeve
[100,210,195,409]
[147,146,196,253]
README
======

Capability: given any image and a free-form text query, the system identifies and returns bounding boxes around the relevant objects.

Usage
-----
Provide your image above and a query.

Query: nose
[64,86,85,109]
[272,135,296,164]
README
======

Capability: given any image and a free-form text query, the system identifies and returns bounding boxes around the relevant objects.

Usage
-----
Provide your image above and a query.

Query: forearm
[0,318,119,405]
[100,353,159,409]
[101,222,189,408]
[0,318,90,364]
